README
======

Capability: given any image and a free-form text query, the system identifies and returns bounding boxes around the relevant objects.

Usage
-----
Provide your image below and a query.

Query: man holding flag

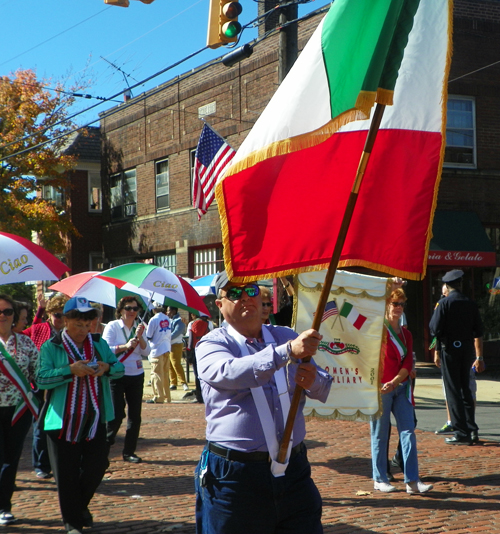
[194,272,332,534]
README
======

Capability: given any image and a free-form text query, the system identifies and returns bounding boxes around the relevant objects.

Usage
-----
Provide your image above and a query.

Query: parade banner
[295,270,389,420]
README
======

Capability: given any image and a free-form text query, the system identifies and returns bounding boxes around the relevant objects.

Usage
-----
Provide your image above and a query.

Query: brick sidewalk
[9,401,500,533]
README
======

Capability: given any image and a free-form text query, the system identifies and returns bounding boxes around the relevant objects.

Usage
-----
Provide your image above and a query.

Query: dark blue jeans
[195,445,323,534]
[0,408,32,513]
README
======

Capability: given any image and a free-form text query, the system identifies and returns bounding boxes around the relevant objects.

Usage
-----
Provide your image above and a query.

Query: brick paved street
[7,374,500,534]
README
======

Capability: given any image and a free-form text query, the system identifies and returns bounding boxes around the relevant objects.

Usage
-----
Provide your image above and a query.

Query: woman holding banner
[0,294,39,526]
[370,288,433,494]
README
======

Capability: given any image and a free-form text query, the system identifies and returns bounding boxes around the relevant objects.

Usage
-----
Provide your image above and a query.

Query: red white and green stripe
[339,302,367,331]
[216,0,452,282]
[0,342,39,423]
[384,319,407,360]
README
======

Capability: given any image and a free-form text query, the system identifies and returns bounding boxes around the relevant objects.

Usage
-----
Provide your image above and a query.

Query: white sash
[227,325,293,477]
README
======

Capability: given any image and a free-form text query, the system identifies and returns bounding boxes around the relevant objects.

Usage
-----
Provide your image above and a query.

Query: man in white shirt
[146,302,171,404]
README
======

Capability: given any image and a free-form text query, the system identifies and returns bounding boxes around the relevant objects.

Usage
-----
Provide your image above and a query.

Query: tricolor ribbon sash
[117,325,137,363]
[384,320,407,361]
[61,331,100,443]
[0,337,39,424]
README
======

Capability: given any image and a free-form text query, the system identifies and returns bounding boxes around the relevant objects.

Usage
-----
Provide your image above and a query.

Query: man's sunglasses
[124,306,141,312]
[390,301,405,308]
[52,312,64,319]
[0,308,14,316]
[223,284,260,301]
[262,302,273,308]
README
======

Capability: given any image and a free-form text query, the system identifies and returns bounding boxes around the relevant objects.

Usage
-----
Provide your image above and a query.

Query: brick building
[44,126,103,276]
[99,0,500,357]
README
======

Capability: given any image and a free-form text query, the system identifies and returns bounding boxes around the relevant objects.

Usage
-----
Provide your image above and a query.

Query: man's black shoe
[445,436,472,445]
[471,431,479,443]
[82,509,93,528]
[123,454,142,463]
[390,455,403,469]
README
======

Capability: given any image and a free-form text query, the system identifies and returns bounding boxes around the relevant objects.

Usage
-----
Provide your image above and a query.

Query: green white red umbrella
[48,271,155,309]
[0,231,69,285]
[99,263,210,315]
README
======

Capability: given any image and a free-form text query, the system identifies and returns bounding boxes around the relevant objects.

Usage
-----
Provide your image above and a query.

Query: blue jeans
[195,445,323,534]
[370,383,419,483]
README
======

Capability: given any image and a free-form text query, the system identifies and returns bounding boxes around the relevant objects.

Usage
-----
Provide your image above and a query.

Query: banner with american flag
[193,122,236,220]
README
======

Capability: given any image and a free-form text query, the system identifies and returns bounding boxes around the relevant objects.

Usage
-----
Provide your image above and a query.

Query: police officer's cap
[442,269,464,283]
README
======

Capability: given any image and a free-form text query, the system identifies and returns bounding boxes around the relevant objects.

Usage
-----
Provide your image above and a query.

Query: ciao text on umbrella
[1,255,31,275]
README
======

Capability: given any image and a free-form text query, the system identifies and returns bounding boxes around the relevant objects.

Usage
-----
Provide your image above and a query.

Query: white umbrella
[0,231,68,284]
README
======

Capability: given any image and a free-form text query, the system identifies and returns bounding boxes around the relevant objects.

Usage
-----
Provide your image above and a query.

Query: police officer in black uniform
[429,269,484,445]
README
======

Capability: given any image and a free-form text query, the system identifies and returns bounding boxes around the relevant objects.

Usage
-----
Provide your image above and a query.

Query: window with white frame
[156,159,169,210]
[42,184,64,208]
[444,96,476,168]
[110,169,137,219]
[156,252,176,273]
[89,172,102,212]
[192,246,223,277]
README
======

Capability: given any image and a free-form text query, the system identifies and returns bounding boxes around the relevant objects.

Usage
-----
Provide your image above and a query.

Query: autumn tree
[0,69,86,252]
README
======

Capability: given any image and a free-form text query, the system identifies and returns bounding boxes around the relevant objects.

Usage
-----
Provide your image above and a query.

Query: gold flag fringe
[375,87,394,106]
[423,0,454,280]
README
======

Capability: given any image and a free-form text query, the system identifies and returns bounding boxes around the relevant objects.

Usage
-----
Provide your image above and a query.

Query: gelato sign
[428,250,496,267]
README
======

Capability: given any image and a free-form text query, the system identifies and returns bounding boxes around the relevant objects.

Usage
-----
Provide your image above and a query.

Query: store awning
[428,211,497,267]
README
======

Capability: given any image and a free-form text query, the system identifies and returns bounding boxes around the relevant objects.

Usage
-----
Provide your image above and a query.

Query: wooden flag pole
[277,103,386,464]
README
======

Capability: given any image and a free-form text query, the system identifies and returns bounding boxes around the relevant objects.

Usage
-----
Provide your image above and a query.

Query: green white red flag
[216,0,452,282]
[339,302,367,331]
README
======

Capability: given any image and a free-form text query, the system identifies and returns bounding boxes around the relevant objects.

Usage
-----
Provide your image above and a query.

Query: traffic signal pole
[278,1,298,83]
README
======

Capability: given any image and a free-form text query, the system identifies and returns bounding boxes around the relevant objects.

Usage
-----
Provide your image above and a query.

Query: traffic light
[105,0,129,6]
[104,0,155,6]
[207,0,243,49]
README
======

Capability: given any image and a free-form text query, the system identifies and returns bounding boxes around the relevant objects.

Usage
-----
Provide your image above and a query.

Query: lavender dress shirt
[196,324,332,452]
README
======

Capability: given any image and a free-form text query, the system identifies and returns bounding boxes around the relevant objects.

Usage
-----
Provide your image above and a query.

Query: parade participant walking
[167,307,187,391]
[103,297,150,463]
[23,293,68,480]
[0,294,39,526]
[194,271,332,534]
[429,269,484,445]
[370,288,432,494]
[36,297,124,534]
[146,302,171,404]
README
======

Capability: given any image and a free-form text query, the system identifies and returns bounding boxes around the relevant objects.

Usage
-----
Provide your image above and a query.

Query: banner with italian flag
[296,270,389,421]
[216,0,452,282]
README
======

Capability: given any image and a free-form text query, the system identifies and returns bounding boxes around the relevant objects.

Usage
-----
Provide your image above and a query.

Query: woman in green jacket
[36,297,124,534]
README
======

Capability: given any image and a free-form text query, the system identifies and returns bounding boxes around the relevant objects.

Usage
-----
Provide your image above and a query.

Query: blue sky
[1,0,326,127]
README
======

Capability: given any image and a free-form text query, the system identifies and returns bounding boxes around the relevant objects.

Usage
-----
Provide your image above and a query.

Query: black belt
[207,441,304,463]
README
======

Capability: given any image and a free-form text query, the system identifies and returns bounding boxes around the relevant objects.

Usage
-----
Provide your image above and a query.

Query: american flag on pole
[193,122,236,220]
[313,300,338,322]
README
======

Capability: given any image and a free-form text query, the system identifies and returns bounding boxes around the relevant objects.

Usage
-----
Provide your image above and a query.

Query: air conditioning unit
[125,204,137,217]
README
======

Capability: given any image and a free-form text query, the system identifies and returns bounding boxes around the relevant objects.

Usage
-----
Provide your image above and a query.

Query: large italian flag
[216,0,452,282]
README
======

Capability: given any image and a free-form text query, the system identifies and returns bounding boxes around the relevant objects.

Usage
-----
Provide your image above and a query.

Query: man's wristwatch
[286,341,300,363]
[476,356,484,361]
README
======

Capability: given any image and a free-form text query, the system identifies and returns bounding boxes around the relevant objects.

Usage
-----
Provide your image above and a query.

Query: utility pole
[258,0,298,83]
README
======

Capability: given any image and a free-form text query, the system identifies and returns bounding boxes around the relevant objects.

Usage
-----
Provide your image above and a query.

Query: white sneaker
[406,480,433,494]
[0,512,16,525]
[183,384,189,391]
[374,481,396,493]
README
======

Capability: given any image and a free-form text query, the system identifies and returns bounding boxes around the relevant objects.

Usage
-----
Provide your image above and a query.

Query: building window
[89,173,102,212]
[156,252,176,273]
[444,96,476,168]
[191,245,223,277]
[156,159,169,211]
[89,252,103,270]
[42,185,64,208]
[110,169,137,220]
